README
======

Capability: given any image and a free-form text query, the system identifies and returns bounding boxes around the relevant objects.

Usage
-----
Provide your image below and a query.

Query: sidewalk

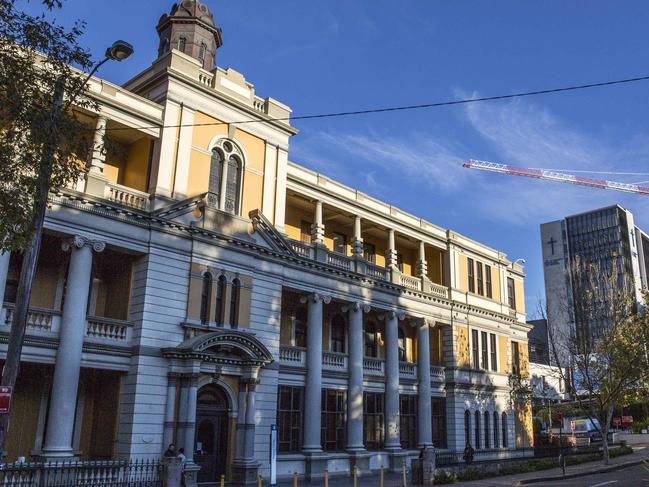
[274,447,649,487]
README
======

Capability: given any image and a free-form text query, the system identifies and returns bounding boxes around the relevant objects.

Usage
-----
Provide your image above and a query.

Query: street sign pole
[270,424,277,485]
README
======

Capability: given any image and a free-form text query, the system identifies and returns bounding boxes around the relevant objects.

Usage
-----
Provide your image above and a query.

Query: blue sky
[24,0,649,315]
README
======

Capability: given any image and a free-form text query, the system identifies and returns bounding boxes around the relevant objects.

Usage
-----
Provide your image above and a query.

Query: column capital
[411,316,430,328]
[379,309,406,321]
[61,235,105,253]
[342,301,371,313]
[300,292,331,305]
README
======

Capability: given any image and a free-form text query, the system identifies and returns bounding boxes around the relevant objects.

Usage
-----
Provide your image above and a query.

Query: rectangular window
[330,316,345,353]
[321,389,346,451]
[485,265,492,298]
[507,277,516,309]
[277,386,303,452]
[471,329,479,368]
[476,262,484,296]
[363,243,376,263]
[467,258,475,293]
[490,333,497,372]
[399,395,418,449]
[512,341,521,376]
[332,232,347,255]
[481,331,488,369]
[432,397,447,448]
[364,321,379,358]
[363,392,384,450]
[300,220,312,244]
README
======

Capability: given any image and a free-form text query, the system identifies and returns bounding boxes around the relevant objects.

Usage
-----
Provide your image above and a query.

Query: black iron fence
[0,459,161,487]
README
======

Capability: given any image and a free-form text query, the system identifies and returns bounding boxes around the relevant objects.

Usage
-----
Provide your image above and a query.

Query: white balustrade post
[417,320,433,448]
[346,302,367,451]
[42,235,104,459]
[416,240,428,279]
[311,201,325,245]
[384,311,401,451]
[386,229,398,269]
[352,216,363,256]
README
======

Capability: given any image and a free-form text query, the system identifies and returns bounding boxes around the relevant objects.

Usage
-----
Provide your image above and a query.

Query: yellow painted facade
[515,402,534,448]
[425,247,444,284]
[121,137,152,192]
[514,279,525,313]
[455,326,470,368]
[499,335,509,374]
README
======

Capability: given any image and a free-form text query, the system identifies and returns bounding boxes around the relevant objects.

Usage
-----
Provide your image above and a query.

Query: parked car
[564,418,602,445]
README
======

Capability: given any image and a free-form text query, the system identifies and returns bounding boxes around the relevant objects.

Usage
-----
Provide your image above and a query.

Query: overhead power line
[105,73,649,132]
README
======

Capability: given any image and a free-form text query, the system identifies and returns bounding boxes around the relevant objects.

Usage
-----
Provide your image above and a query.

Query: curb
[518,458,647,485]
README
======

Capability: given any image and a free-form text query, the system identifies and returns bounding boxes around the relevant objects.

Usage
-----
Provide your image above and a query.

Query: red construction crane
[463,159,649,196]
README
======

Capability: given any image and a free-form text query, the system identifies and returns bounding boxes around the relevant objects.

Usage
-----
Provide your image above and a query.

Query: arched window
[199,42,207,64]
[398,327,406,361]
[484,411,490,448]
[464,410,471,446]
[330,314,346,353]
[215,275,226,325]
[474,411,481,449]
[364,320,379,358]
[178,36,186,52]
[493,411,499,448]
[294,305,307,348]
[229,278,240,328]
[208,140,244,215]
[199,273,212,325]
[225,155,242,214]
[502,412,508,448]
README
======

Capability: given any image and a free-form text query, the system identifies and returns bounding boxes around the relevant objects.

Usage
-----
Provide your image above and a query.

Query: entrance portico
[162,330,273,486]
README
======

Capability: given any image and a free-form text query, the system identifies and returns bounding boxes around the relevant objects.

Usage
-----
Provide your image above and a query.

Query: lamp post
[0,40,134,454]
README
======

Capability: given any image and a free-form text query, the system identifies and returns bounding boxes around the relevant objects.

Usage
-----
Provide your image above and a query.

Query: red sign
[0,386,13,414]
[613,417,621,427]
[622,416,634,425]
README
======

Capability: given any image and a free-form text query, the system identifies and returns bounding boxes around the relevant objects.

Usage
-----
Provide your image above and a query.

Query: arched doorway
[195,384,229,483]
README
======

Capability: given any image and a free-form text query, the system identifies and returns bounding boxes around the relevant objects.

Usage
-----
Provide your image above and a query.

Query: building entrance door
[194,384,229,483]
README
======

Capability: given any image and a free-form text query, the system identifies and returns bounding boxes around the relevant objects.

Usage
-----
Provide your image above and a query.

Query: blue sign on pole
[270,424,277,485]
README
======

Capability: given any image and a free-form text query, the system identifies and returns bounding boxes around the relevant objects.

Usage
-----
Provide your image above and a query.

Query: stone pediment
[163,329,273,367]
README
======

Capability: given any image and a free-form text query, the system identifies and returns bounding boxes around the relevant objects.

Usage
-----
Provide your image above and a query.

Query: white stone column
[218,154,230,211]
[352,216,363,256]
[416,241,428,278]
[302,293,329,452]
[235,383,247,460]
[346,302,368,451]
[243,381,257,459]
[384,310,401,450]
[42,235,104,459]
[386,229,398,268]
[183,376,198,463]
[417,320,433,448]
[0,251,10,304]
[90,116,107,173]
[162,375,178,452]
[311,201,325,245]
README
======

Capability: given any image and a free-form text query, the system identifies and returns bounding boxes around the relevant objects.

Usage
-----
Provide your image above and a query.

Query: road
[529,463,649,487]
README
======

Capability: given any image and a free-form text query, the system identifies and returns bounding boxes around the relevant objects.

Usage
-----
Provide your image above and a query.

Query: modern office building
[0,1,533,485]
[541,205,647,348]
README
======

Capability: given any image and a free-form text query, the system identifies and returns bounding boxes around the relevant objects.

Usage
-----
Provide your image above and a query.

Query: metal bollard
[401,460,407,487]
[220,474,225,487]
[324,468,329,487]
[380,465,384,487]
[353,465,358,487]
[258,474,262,487]
[293,471,298,487]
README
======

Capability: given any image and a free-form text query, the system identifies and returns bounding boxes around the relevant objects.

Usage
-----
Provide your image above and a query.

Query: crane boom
[463,159,649,196]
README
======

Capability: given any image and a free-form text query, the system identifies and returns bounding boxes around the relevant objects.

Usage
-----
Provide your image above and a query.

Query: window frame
[332,232,347,255]
[484,411,491,449]
[493,411,499,448]
[199,273,212,325]
[474,410,481,449]
[476,262,484,296]
[502,412,508,448]
[399,395,418,449]
[481,330,488,369]
[229,278,240,328]
[321,389,346,451]
[467,258,475,293]
[485,265,493,298]
[490,333,498,372]
[215,275,226,326]
[330,314,346,353]
[471,329,479,368]
[277,385,303,453]
[363,392,384,450]
[507,277,516,309]
[300,220,312,244]
[512,341,521,376]
[464,410,471,446]
[363,242,376,264]
[432,397,447,448]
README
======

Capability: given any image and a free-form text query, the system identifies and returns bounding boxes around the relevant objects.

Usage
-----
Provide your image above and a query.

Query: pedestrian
[164,443,177,458]
[463,441,475,465]
[178,447,187,487]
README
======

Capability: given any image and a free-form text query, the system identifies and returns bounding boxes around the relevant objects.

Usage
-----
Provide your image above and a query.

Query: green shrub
[433,470,457,484]
[609,445,633,458]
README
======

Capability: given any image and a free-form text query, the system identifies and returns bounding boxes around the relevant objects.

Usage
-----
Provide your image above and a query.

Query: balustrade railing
[430,365,446,381]
[279,346,306,367]
[399,273,421,291]
[327,252,353,270]
[253,97,267,114]
[365,263,389,280]
[426,281,449,299]
[399,361,417,377]
[363,357,385,376]
[322,351,347,371]
[288,239,313,259]
[105,183,150,211]
[85,316,131,343]
[3,304,59,333]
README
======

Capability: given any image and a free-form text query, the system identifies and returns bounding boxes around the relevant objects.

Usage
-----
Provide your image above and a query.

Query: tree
[544,256,649,464]
[0,0,97,452]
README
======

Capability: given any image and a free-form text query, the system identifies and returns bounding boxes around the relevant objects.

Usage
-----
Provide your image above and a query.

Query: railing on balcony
[279,346,306,367]
[322,351,347,371]
[366,263,389,280]
[105,182,150,211]
[399,273,421,291]
[2,303,60,333]
[253,97,268,114]
[327,252,353,271]
[363,357,385,376]
[399,361,417,378]
[288,239,313,259]
[430,365,446,381]
[85,316,132,343]
[425,281,449,299]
